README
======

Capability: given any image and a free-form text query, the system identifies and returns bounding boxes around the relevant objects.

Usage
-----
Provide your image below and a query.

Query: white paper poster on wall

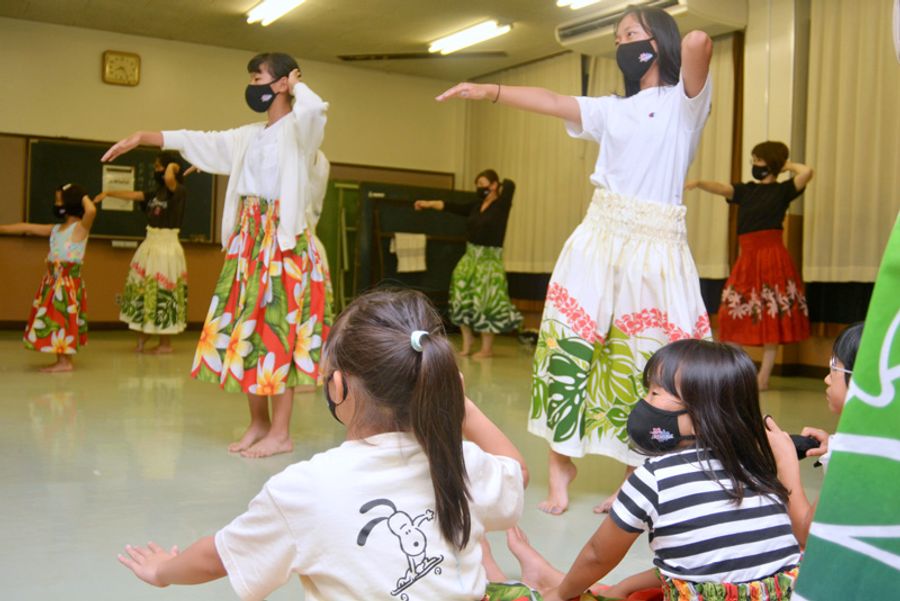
[101,164,136,211]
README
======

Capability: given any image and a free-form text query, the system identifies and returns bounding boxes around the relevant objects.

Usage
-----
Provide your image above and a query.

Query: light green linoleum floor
[0,331,838,600]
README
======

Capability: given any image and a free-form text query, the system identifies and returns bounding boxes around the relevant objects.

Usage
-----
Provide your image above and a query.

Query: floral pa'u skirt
[119,226,188,335]
[528,189,711,464]
[191,196,332,395]
[23,261,88,355]
[449,243,523,334]
[718,229,809,346]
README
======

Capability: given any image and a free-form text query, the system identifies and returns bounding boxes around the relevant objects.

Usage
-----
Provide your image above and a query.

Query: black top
[141,183,187,229]
[444,180,515,248]
[728,179,804,235]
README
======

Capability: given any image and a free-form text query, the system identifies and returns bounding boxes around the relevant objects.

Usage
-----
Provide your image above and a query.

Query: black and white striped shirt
[610,447,801,583]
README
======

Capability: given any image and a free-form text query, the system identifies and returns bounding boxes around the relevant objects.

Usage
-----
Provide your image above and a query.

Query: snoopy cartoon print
[357,498,444,598]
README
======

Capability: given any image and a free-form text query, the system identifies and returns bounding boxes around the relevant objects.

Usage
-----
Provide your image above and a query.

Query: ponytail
[410,331,471,549]
[325,289,473,550]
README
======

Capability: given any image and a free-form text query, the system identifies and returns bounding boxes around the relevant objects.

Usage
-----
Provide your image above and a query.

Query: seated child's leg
[506,526,565,591]
[481,537,507,582]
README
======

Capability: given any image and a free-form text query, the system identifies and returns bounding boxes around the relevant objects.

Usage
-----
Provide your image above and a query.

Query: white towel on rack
[390,233,427,273]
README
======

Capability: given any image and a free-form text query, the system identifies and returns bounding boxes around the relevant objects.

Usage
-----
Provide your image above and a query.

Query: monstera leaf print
[546,335,593,442]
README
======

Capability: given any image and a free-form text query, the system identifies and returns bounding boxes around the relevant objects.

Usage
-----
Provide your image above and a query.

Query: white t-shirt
[236,116,286,200]
[215,432,524,601]
[566,73,712,205]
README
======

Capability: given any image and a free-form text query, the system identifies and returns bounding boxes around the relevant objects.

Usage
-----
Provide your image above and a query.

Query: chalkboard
[26,138,215,242]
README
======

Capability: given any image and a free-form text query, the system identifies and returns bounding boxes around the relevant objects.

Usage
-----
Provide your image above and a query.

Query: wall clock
[102,50,141,86]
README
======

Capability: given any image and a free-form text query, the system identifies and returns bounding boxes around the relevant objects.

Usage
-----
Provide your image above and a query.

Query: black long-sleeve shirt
[445,180,515,248]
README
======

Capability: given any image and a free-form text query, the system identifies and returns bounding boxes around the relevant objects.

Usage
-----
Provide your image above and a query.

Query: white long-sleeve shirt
[162,83,330,251]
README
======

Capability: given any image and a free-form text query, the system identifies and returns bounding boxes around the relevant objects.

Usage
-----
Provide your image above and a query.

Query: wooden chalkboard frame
[25,136,216,243]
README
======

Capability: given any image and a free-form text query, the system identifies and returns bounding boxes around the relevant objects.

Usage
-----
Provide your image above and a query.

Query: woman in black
[686,141,814,390]
[96,152,189,353]
[415,169,523,357]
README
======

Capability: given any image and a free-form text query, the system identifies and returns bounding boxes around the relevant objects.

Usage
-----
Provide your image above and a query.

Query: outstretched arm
[414,200,445,211]
[685,180,735,199]
[118,536,226,587]
[436,83,581,127]
[0,222,54,236]
[95,190,147,203]
[101,131,164,163]
[543,517,641,601]
[783,160,814,191]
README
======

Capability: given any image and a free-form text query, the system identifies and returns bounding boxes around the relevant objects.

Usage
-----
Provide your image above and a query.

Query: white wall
[0,17,466,178]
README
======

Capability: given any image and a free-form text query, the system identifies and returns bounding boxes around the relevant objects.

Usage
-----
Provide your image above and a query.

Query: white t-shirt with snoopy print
[215,431,524,601]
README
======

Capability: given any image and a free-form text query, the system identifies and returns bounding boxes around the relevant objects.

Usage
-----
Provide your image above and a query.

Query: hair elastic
[410,330,429,352]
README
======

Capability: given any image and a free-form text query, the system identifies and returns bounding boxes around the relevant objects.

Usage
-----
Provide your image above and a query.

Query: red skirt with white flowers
[718,229,809,346]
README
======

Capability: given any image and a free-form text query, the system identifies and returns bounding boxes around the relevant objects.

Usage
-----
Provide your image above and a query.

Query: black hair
[156,151,184,183]
[643,339,790,504]
[55,183,88,218]
[833,322,864,385]
[323,289,471,549]
[474,169,500,186]
[247,52,300,80]
[616,5,682,97]
[752,141,790,175]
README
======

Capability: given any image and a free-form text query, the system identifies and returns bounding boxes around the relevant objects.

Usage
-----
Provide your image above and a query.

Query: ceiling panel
[0,0,611,81]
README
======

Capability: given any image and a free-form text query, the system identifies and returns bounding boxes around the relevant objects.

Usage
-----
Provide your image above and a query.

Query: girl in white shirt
[117,288,530,601]
[102,53,331,459]
[438,6,714,515]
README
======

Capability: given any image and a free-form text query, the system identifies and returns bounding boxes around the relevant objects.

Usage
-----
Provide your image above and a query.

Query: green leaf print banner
[794,214,900,599]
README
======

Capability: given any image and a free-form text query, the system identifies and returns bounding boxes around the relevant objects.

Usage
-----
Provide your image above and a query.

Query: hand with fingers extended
[436,82,497,102]
[118,541,179,587]
[288,67,302,90]
[101,132,142,162]
[763,415,801,485]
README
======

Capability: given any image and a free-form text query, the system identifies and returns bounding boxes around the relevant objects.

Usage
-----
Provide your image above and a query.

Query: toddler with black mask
[0,183,100,372]
[492,340,802,601]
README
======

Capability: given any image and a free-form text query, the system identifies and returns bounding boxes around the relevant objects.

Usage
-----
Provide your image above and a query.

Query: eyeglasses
[829,356,853,376]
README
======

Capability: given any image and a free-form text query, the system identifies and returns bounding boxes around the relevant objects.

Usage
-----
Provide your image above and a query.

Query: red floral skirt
[23,261,88,354]
[718,229,809,346]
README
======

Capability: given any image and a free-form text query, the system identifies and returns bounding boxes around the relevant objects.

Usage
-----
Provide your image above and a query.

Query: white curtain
[682,35,735,279]
[803,0,900,281]
[466,53,587,273]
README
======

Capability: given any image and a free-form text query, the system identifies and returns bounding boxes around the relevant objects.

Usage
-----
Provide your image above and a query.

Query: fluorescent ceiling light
[557,0,606,9]
[428,20,512,55]
[246,0,306,26]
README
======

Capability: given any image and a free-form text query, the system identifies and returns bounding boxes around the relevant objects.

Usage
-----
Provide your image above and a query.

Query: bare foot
[592,490,618,514]
[480,538,507,582]
[537,452,577,515]
[458,348,472,357]
[144,345,173,355]
[228,424,269,454]
[507,527,564,591]
[134,334,148,353]
[40,358,74,373]
[471,350,494,359]
[240,434,293,458]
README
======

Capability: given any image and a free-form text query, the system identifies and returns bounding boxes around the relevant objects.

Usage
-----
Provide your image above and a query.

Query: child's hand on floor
[118,542,179,587]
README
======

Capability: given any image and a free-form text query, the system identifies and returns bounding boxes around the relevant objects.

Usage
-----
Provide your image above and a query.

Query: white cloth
[390,233,427,273]
[162,83,330,251]
[565,73,712,205]
[215,432,524,601]
[236,117,285,201]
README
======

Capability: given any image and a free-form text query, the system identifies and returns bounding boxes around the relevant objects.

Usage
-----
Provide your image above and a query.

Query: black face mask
[52,205,67,220]
[476,187,490,200]
[752,165,771,180]
[626,398,695,453]
[245,82,278,113]
[616,38,657,92]
[324,373,348,424]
